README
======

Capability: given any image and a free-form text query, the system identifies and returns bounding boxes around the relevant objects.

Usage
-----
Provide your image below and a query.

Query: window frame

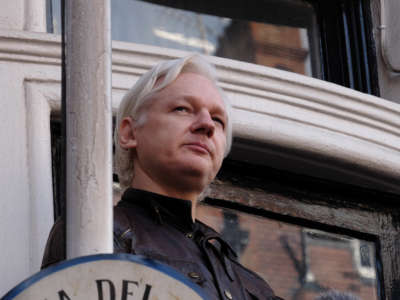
[206,159,400,300]
[310,0,380,95]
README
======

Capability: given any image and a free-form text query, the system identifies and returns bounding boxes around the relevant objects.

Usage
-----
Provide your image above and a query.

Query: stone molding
[1,29,399,193]
[24,80,59,274]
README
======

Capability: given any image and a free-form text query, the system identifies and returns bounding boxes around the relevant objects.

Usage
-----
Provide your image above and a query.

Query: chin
[176,164,215,184]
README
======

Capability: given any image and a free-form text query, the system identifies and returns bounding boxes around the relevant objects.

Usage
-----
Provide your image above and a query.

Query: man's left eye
[213,117,225,128]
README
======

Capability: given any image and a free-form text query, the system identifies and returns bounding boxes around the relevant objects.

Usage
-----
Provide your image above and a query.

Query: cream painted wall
[0,0,46,32]
[0,62,31,294]
[0,1,24,31]
[0,30,60,294]
[0,1,51,293]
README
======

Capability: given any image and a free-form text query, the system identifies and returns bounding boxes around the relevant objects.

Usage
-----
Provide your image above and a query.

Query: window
[48,0,319,77]
[48,0,379,94]
[197,203,378,300]
[205,158,400,300]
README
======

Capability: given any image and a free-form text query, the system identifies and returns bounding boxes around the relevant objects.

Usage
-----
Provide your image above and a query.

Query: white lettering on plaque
[2,254,206,300]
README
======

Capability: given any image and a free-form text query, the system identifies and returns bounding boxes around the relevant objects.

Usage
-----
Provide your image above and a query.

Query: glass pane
[49,0,319,77]
[48,0,61,34]
[111,0,317,77]
[197,204,378,300]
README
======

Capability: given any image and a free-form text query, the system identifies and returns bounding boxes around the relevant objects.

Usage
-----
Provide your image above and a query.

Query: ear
[119,117,138,149]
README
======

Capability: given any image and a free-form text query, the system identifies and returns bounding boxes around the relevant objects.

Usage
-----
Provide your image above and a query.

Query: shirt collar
[120,188,195,231]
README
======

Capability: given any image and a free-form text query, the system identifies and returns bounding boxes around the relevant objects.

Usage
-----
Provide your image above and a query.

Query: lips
[184,142,211,155]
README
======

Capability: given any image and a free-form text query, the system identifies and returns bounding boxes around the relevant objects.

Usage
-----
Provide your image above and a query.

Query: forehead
[152,72,226,112]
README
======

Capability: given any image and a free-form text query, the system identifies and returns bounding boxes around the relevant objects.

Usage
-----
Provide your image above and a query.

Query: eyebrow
[180,94,227,117]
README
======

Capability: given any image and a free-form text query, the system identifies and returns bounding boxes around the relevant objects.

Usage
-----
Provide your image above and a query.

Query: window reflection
[112,0,228,55]
[49,0,319,77]
[197,204,378,300]
[111,0,314,76]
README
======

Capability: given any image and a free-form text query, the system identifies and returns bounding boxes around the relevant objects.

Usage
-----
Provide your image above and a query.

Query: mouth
[184,142,211,155]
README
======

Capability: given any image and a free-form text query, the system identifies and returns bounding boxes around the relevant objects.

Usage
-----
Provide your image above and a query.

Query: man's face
[129,72,227,195]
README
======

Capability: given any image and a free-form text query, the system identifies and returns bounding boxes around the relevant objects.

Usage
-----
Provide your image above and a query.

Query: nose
[190,110,215,137]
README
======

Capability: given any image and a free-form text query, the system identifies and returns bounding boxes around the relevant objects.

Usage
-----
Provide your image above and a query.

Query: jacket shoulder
[41,207,137,269]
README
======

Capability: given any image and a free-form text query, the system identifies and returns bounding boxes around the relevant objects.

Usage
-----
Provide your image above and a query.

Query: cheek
[217,132,227,150]
[214,135,227,163]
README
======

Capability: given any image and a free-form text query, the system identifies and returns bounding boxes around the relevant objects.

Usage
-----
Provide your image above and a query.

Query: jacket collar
[120,188,195,231]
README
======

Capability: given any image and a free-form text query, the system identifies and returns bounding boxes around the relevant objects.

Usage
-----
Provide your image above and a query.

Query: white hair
[114,54,233,189]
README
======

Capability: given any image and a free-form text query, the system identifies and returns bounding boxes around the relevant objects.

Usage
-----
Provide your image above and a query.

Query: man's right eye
[174,106,189,112]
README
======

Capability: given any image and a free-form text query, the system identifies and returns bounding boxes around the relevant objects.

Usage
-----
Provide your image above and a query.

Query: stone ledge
[1,29,399,193]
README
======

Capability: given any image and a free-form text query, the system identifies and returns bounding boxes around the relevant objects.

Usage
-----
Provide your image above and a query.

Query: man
[42,54,282,300]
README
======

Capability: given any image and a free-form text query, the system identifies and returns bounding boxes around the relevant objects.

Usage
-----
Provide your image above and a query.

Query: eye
[212,117,225,129]
[174,106,189,113]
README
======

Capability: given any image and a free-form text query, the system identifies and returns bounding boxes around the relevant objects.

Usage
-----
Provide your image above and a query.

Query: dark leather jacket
[42,188,283,300]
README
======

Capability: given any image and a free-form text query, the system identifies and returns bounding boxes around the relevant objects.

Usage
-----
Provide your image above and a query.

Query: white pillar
[24,0,47,32]
[65,0,113,258]
[25,82,55,273]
